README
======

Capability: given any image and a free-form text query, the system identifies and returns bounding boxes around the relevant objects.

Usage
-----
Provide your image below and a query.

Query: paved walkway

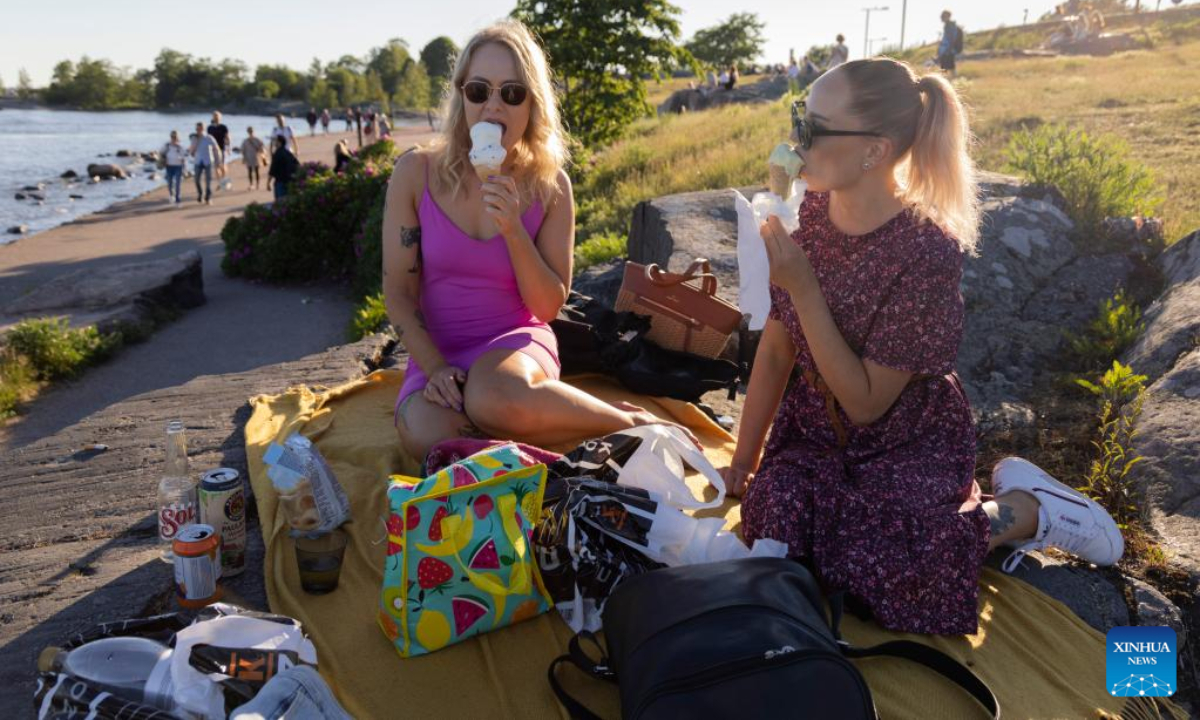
[0,125,436,449]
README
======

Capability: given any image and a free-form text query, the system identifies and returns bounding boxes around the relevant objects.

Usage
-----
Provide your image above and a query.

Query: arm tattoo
[401,225,423,274]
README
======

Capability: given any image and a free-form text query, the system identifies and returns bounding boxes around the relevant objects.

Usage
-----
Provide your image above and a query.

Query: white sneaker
[991,457,1124,573]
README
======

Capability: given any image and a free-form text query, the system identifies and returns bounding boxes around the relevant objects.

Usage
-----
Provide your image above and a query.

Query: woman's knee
[463,375,536,434]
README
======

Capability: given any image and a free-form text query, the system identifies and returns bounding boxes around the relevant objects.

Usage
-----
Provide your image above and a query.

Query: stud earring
[862,162,872,170]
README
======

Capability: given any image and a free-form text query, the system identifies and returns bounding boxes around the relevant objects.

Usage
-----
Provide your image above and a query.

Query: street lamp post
[900,0,908,50]
[862,6,890,58]
[870,37,889,55]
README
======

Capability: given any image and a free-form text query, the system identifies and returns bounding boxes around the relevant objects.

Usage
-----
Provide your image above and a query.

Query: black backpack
[549,558,999,720]
[953,24,965,54]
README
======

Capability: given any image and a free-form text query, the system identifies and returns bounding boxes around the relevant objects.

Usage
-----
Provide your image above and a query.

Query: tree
[308,77,338,110]
[256,79,280,99]
[804,44,832,67]
[512,0,695,148]
[366,39,412,97]
[393,59,431,110]
[17,68,34,100]
[420,36,459,82]
[364,69,389,111]
[685,12,765,70]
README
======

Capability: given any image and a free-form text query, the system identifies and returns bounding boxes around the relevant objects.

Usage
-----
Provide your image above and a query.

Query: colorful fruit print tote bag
[378,443,553,657]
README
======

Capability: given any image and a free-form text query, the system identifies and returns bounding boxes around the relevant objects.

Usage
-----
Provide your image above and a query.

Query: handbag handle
[446,494,534,619]
[548,631,615,720]
[828,593,1000,719]
[645,260,719,296]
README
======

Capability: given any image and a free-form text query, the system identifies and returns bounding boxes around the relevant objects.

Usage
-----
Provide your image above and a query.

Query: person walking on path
[826,34,850,69]
[354,106,363,148]
[161,130,187,204]
[320,108,331,134]
[306,108,318,136]
[270,114,299,158]
[937,10,963,78]
[189,122,220,204]
[240,127,267,190]
[727,58,1123,636]
[344,107,354,131]
[267,134,300,201]
[207,111,232,191]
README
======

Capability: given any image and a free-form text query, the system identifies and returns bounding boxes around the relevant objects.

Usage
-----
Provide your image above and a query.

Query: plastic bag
[537,428,788,631]
[263,434,351,536]
[733,183,805,331]
[33,604,317,720]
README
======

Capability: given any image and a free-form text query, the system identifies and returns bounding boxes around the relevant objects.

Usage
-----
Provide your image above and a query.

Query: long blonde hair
[838,58,980,253]
[427,20,569,205]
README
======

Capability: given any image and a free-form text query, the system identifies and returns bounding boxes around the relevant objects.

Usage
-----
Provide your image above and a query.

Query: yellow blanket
[244,370,1185,720]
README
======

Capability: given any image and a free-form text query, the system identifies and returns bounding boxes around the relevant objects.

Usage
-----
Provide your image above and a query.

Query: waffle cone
[475,164,500,182]
[768,164,792,198]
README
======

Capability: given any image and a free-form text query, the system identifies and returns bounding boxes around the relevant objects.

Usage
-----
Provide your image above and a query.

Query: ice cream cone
[475,165,500,183]
[768,164,792,198]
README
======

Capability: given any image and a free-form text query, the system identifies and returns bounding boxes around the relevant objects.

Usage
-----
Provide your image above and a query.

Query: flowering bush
[220,143,401,285]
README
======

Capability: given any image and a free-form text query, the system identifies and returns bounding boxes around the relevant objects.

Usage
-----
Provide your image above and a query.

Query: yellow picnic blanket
[244,370,1185,720]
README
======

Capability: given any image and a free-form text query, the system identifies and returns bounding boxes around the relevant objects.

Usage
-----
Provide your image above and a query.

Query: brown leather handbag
[614,259,742,358]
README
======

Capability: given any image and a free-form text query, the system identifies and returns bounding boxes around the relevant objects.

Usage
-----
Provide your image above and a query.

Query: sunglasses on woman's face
[461,80,528,106]
[791,100,883,151]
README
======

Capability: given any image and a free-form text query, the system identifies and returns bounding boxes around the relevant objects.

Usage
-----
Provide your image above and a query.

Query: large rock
[985,552,1130,634]
[86,163,128,180]
[657,76,788,115]
[1124,230,1200,580]
[1,250,205,335]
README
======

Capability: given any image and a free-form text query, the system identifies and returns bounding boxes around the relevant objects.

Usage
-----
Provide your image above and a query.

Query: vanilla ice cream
[469,122,507,180]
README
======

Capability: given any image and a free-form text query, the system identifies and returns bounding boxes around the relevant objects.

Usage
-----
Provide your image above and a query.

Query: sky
[0,0,1110,87]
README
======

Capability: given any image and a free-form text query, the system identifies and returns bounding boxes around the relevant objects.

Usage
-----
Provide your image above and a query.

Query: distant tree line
[29,36,459,112]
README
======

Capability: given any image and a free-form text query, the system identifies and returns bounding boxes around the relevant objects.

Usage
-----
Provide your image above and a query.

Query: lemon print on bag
[416,608,451,651]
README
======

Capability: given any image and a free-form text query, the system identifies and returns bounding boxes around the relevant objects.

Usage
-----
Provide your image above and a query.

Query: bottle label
[158,502,197,541]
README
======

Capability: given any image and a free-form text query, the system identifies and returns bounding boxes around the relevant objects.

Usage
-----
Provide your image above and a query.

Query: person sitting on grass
[723,57,1124,635]
[381,20,695,461]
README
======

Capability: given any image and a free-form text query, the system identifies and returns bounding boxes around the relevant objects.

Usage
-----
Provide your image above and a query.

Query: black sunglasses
[791,100,883,151]
[461,80,528,106]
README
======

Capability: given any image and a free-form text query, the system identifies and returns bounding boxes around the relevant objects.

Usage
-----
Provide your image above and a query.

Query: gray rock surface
[657,76,788,115]
[1128,576,1188,647]
[0,335,395,719]
[1,250,205,335]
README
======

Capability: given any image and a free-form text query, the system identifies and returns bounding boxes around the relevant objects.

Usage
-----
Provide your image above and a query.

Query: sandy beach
[0,125,436,449]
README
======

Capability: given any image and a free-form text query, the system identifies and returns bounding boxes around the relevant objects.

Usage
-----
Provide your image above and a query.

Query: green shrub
[347,292,391,341]
[1066,289,1145,371]
[5,317,118,380]
[1076,360,1148,529]
[1003,124,1163,241]
[221,141,402,293]
[574,232,627,273]
[0,355,34,419]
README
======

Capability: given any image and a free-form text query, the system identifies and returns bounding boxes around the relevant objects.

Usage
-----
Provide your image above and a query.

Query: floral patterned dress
[741,192,991,635]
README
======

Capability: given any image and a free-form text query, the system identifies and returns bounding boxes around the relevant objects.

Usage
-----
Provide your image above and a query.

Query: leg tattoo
[987,501,1018,539]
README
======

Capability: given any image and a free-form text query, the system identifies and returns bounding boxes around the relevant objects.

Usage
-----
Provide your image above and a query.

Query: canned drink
[173,524,223,609]
[200,468,246,577]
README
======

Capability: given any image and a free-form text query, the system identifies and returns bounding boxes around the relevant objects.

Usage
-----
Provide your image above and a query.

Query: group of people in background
[157,111,323,205]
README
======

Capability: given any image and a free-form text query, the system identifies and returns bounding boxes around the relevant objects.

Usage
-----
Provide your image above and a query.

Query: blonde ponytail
[839,59,980,254]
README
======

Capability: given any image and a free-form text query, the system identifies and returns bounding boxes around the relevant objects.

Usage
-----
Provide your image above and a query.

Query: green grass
[0,317,126,418]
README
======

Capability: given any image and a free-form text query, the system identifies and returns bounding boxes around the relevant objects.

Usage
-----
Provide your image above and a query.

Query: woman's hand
[424,365,467,412]
[481,175,524,241]
[719,465,756,498]
[760,215,816,300]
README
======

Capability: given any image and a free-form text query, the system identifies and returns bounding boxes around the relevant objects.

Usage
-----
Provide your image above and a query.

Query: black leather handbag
[548,557,1000,720]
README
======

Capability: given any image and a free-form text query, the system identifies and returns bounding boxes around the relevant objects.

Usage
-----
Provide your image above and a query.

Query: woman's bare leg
[463,350,690,447]
[395,392,481,461]
[984,490,1040,552]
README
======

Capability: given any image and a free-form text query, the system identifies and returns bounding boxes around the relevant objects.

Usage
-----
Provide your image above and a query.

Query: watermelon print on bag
[378,443,553,657]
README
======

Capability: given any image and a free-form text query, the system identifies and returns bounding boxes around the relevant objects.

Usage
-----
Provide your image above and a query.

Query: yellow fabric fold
[244,369,1185,720]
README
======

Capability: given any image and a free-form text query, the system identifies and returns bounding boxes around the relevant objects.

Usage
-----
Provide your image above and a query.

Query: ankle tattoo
[988,502,1017,539]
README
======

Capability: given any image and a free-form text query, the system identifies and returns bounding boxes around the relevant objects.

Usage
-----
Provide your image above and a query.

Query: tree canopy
[685,13,766,70]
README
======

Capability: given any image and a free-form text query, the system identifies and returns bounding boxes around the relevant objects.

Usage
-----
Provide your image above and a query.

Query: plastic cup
[294,529,348,594]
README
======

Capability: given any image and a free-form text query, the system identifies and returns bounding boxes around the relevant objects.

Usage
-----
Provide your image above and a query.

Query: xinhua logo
[1106,626,1176,697]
